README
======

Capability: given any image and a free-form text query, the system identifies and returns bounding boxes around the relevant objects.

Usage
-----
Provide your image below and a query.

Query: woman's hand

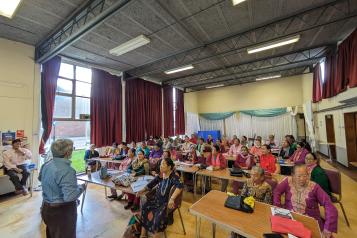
[322,230,332,238]
[168,197,175,209]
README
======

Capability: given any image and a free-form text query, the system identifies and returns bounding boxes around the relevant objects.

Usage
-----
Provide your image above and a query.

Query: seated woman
[108,148,135,200]
[228,138,242,156]
[305,153,331,196]
[250,138,263,158]
[288,142,310,164]
[215,139,226,153]
[266,134,278,147]
[240,136,249,147]
[138,157,183,238]
[278,139,294,159]
[234,146,255,169]
[149,143,163,171]
[106,142,120,157]
[274,164,338,238]
[259,144,280,174]
[205,145,228,192]
[151,150,171,176]
[84,144,99,167]
[124,149,149,211]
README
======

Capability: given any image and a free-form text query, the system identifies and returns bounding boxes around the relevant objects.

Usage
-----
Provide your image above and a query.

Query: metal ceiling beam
[190,67,309,91]
[165,45,330,86]
[185,59,317,89]
[35,0,133,64]
[126,0,356,78]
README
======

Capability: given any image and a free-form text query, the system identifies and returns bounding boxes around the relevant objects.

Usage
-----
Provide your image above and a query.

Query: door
[325,114,336,160]
[344,112,357,167]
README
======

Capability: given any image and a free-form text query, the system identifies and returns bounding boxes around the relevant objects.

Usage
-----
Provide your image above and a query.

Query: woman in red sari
[259,144,280,174]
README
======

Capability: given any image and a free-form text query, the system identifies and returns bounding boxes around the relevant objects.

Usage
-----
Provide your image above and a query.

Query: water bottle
[87,166,92,178]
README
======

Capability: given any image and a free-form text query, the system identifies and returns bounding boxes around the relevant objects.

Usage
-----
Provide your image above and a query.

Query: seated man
[3,139,32,195]
[84,144,99,166]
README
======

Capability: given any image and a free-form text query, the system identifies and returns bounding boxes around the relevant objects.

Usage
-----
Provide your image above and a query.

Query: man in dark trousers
[39,139,84,238]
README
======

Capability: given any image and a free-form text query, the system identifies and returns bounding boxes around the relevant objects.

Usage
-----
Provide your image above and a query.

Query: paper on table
[271,207,293,219]
[131,180,150,193]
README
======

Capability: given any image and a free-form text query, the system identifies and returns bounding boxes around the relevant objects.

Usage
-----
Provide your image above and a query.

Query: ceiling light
[0,0,22,18]
[109,35,150,56]
[247,35,300,54]
[164,65,194,74]
[232,0,246,6]
[256,75,281,81]
[205,84,225,89]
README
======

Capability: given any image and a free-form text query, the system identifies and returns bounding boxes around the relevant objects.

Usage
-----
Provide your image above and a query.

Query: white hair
[51,139,74,158]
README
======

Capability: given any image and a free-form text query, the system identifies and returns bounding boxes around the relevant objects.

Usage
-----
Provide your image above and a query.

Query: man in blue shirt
[39,139,84,238]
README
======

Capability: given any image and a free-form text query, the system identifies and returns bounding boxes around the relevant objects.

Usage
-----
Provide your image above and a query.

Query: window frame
[54,64,91,122]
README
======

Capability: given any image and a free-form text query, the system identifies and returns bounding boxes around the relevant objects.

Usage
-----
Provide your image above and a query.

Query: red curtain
[126,78,146,142]
[336,28,357,89]
[312,63,322,103]
[39,56,61,154]
[322,54,337,99]
[144,81,162,138]
[175,88,185,135]
[163,85,174,137]
[90,69,122,147]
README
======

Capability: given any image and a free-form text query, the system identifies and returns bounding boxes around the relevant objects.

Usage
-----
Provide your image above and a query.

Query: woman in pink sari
[288,142,310,164]
[205,145,227,192]
[274,164,338,238]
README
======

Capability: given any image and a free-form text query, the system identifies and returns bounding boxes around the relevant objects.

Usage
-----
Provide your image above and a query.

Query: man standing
[39,139,84,238]
[3,139,32,195]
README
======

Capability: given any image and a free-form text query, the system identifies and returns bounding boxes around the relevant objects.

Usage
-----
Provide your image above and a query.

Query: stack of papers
[131,175,154,193]
[271,207,293,219]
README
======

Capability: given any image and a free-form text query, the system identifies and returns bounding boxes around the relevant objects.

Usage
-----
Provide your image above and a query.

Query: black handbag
[224,195,254,213]
[229,167,244,177]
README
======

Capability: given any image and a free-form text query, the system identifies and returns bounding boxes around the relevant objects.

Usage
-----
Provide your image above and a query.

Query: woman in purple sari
[288,142,310,164]
[274,164,338,238]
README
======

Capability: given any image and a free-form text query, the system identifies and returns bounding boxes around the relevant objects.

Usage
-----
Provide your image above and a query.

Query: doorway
[325,114,336,160]
[344,112,357,167]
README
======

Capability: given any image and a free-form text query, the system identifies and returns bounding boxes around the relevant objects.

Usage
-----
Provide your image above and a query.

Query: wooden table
[189,190,322,238]
[196,169,250,196]
[176,164,200,197]
[77,170,135,213]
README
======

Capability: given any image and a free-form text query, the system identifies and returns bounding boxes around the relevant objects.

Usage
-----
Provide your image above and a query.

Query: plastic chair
[164,185,186,237]
[324,168,350,227]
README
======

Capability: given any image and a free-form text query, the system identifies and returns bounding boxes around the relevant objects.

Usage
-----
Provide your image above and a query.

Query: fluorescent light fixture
[232,0,246,6]
[247,35,300,54]
[256,75,281,81]
[0,0,22,18]
[164,65,194,74]
[109,35,150,56]
[205,84,225,89]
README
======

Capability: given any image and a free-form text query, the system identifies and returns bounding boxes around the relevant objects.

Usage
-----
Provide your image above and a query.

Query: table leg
[193,173,196,199]
[212,223,216,238]
[30,170,34,197]
[195,216,201,238]
[104,186,107,198]
[81,182,88,213]
[95,161,99,171]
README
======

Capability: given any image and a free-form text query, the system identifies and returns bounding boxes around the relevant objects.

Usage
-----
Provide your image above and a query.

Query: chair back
[324,168,341,196]
[168,185,182,211]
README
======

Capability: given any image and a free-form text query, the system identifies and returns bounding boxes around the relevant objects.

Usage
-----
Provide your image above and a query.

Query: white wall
[0,38,41,164]
[313,87,357,167]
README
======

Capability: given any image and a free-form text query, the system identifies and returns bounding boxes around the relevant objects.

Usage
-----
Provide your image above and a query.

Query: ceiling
[1,0,356,91]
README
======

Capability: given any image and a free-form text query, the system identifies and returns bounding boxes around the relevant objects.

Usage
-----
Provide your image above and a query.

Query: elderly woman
[124,149,149,211]
[149,143,163,170]
[205,144,228,192]
[108,148,135,200]
[305,153,331,196]
[274,164,338,238]
[260,144,280,174]
[288,142,310,164]
[138,158,183,238]
[234,146,255,170]
[241,166,273,203]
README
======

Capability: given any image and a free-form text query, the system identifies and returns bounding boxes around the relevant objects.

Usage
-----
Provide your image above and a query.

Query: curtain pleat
[185,112,200,135]
[163,86,174,137]
[175,88,185,135]
[90,69,122,147]
[144,81,162,138]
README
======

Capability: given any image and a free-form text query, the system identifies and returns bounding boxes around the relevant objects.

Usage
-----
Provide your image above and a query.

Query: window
[320,60,326,83]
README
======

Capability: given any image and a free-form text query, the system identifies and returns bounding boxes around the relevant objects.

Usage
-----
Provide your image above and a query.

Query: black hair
[137,149,144,155]
[262,144,271,150]
[199,137,204,142]
[242,136,247,140]
[12,139,21,145]
[112,142,118,146]
[234,138,241,143]
[241,145,248,151]
[163,157,175,170]
[213,144,220,152]
[163,150,171,158]
[121,142,127,146]
[129,148,136,154]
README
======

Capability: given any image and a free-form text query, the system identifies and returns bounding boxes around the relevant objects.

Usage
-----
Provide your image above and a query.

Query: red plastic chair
[324,168,350,227]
